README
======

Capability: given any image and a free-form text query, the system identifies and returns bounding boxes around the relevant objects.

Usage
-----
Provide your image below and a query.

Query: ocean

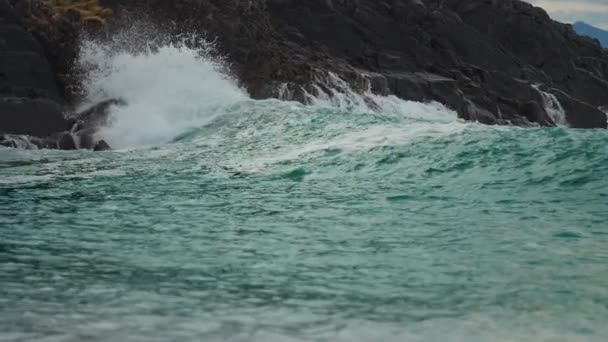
[1,40,607,341]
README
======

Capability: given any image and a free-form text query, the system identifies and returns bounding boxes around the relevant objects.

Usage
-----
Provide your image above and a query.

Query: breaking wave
[78,35,463,150]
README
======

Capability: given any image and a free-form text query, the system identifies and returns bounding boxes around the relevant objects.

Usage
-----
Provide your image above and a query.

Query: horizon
[527,0,608,29]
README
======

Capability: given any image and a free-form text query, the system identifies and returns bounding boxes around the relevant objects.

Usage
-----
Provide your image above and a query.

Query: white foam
[78,40,247,149]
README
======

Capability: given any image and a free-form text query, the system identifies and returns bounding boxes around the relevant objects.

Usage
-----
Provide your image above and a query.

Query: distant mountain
[573,22,608,47]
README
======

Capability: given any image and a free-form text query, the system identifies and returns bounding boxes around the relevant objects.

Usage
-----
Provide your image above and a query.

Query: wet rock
[549,89,608,129]
[519,101,554,127]
[73,98,125,132]
[0,133,54,149]
[53,131,77,150]
[75,128,97,150]
[0,0,73,146]
[93,140,111,151]
[0,97,68,137]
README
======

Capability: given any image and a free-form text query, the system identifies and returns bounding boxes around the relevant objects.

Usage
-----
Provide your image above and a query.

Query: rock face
[109,0,608,128]
[0,0,113,150]
[0,0,70,137]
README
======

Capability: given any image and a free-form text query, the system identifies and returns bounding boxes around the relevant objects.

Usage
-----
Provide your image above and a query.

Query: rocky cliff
[0,0,68,138]
[0,0,111,149]
[1,0,608,150]
[105,0,608,128]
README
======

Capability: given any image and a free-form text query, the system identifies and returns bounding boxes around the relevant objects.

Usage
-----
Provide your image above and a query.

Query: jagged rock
[11,0,82,102]
[70,98,124,149]
[0,0,19,25]
[75,128,96,149]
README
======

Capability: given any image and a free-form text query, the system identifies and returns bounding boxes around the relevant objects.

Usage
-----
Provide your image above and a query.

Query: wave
[78,33,464,150]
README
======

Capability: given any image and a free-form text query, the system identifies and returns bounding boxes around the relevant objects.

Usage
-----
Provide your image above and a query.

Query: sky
[527,0,608,29]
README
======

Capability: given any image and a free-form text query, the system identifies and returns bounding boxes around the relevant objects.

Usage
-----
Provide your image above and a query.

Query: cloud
[527,0,608,29]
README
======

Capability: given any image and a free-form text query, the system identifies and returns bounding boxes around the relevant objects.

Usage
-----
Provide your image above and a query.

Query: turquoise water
[1,43,608,341]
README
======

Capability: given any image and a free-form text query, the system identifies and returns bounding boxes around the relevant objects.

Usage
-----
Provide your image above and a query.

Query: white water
[78,39,461,150]
[533,85,568,127]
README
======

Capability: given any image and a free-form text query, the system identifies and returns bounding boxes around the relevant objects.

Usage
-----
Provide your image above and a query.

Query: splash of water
[533,85,568,127]
[78,38,247,149]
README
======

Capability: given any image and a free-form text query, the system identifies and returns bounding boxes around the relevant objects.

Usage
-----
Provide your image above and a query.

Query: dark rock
[73,98,125,132]
[0,130,111,151]
[76,128,97,150]
[93,139,111,151]
[104,0,608,128]
[519,101,554,127]
[0,0,19,25]
[0,97,68,137]
[53,131,77,150]
[11,0,82,102]
[549,89,608,129]
[0,51,60,99]
[0,2,64,102]
[0,0,73,147]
